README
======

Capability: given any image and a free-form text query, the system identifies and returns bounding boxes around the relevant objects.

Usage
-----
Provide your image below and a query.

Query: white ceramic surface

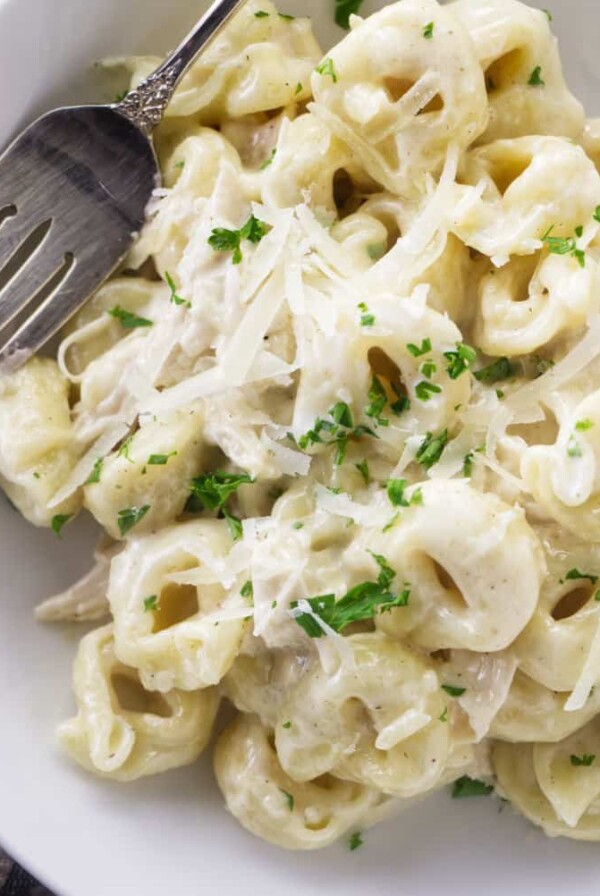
[1,1,600,894]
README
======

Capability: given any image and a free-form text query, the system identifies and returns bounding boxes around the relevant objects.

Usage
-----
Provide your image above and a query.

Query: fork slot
[0,256,77,373]
[0,224,65,334]
[0,205,16,228]
[0,212,52,272]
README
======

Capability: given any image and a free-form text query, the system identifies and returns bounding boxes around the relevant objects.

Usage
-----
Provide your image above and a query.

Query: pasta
[7,0,600,850]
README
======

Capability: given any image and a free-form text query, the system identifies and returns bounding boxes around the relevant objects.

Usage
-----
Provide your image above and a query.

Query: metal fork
[0,0,247,375]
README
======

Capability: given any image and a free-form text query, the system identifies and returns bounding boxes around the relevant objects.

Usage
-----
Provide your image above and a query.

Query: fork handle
[116,0,248,134]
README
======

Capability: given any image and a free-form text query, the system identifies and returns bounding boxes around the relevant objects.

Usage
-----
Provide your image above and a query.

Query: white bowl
[1,1,600,894]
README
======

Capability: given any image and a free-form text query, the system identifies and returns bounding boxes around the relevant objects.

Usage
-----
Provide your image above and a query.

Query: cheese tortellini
[11,0,600,852]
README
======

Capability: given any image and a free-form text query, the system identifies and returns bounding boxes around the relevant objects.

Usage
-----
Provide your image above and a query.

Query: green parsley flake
[348,831,363,851]
[279,789,294,810]
[528,66,545,87]
[260,148,277,171]
[594,206,600,224]
[444,343,477,380]
[415,381,442,402]
[292,521,304,530]
[407,338,432,357]
[114,89,129,103]
[224,508,243,542]
[208,214,271,265]
[85,458,103,485]
[174,160,185,170]
[298,402,376,465]
[567,436,583,459]
[542,225,585,268]
[355,459,370,485]
[416,430,448,470]
[463,452,474,478]
[107,305,153,329]
[117,505,150,537]
[294,82,303,96]
[282,720,292,729]
[570,754,595,767]
[118,435,134,462]
[334,0,365,29]
[438,707,449,723]
[187,471,254,512]
[240,580,254,600]
[420,360,437,379]
[543,8,552,21]
[51,513,74,537]
[292,554,409,638]
[452,776,494,798]
[278,12,295,20]
[165,271,191,308]
[358,302,375,327]
[315,58,338,83]
[576,419,594,432]
[147,452,177,466]
[442,684,466,697]
[473,357,515,384]
[143,595,159,612]
[565,568,598,585]
[387,478,422,508]
[254,9,269,16]
[423,21,434,38]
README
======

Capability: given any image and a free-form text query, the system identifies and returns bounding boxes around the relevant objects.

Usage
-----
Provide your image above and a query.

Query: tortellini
[311,0,488,195]
[0,358,81,525]
[59,625,219,781]
[452,0,584,142]
[373,480,545,651]
[214,715,385,850]
[108,520,250,692]
[83,407,205,540]
[275,633,450,798]
[493,722,600,840]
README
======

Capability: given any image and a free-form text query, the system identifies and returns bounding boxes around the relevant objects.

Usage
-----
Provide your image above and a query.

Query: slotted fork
[0,0,247,375]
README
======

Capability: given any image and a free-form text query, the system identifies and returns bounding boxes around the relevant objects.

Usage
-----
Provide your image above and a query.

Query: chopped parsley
[143,595,159,612]
[278,12,295,20]
[594,206,600,224]
[292,553,409,638]
[473,357,515,384]
[118,435,134,462]
[174,160,185,170]
[576,419,594,432]
[407,338,432,357]
[51,513,74,537]
[208,214,271,265]
[444,343,477,380]
[84,458,103,485]
[117,505,150,537]
[415,381,442,402]
[570,754,595,767]
[279,789,294,811]
[147,452,177,466]
[415,430,448,470]
[254,9,269,16]
[224,509,243,542]
[358,302,375,327]
[387,478,423,508]
[528,66,545,87]
[442,684,466,697]
[565,568,598,585]
[107,305,153,329]
[420,360,437,379]
[423,21,434,38]
[294,82,303,96]
[348,832,363,851]
[542,225,585,267]
[165,271,191,308]
[452,776,494,798]
[567,436,583,459]
[367,243,386,261]
[315,58,338,83]
[463,452,474,478]
[187,471,254,512]
[292,521,304,530]
[114,89,129,103]
[260,148,277,171]
[298,402,376,465]
[240,580,254,600]
[282,720,292,729]
[355,459,370,485]
[543,8,552,21]
[438,707,449,723]
[334,0,364,29]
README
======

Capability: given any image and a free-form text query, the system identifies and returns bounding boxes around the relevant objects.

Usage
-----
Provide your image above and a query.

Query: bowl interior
[1,1,600,895]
